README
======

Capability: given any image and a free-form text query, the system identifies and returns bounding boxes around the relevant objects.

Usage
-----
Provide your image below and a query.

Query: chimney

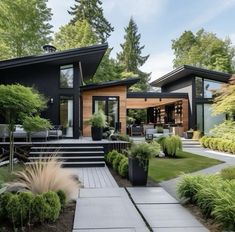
[43,44,57,53]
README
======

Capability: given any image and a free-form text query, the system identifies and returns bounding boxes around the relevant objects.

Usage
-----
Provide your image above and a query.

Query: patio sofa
[145,128,171,139]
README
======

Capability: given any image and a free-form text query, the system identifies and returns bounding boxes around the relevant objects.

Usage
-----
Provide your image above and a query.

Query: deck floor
[70,166,118,188]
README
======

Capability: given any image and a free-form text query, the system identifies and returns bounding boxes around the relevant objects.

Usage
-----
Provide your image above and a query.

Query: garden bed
[0,201,76,232]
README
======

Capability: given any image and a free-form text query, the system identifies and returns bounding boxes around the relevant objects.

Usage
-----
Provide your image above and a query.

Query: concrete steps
[182,139,201,148]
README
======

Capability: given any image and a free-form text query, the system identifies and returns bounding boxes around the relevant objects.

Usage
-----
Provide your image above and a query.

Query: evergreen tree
[68,0,114,43]
[117,17,150,91]
[0,0,52,59]
[53,20,97,51]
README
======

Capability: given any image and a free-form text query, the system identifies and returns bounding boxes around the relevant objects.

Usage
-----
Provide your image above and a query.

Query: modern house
[0,43,231,139]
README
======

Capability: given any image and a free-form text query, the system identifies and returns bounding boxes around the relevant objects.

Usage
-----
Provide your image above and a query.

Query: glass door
[60,96,73,137]
[93,96,119,129]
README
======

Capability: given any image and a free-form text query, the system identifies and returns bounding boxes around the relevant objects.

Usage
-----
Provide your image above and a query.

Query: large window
[60,65,74,88]
[60,96,73,137]
[93,96,119,129]
[196,103,225,134]
[195,76,222,98]
[204,79,222,98]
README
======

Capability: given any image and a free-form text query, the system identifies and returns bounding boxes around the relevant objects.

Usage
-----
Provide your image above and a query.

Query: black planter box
[128,157,148,186]
[91,126,103,141]
[186,131,193,139]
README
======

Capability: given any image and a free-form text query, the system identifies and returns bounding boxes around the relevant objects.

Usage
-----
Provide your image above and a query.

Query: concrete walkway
[72,166,208,232]
[160,147,235,200]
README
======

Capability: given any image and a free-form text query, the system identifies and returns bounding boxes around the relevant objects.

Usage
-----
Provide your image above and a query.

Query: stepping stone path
[127,187,208,232]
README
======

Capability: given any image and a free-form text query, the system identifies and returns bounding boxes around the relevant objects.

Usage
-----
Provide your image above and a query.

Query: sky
[47,0,235,81]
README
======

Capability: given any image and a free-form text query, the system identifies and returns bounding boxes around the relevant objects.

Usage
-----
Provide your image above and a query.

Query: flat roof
[0,43,108,79]
[151,65,231,87]
[81,78,140,91]
[127,92,188,99]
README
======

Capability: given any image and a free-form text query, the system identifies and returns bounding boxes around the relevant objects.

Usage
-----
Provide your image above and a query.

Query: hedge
[200,136,235,154]
[105,150,128,178]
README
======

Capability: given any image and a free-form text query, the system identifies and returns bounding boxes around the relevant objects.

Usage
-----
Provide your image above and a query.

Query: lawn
[148,150,223,182]
[0,164,23,184]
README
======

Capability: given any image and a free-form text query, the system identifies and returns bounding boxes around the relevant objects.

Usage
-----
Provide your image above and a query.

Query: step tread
[28,156,104,159]
[30,146,104,149]
[29,151,104,154]
[26,161,105,165]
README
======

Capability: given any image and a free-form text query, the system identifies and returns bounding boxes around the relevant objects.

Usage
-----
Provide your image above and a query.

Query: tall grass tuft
[10,157,78,201]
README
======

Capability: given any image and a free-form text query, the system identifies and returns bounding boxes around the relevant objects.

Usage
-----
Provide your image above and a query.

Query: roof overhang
[127,92,188,99]
[81,77,140,91]
[151,65,231,87]
[0,43,108,79]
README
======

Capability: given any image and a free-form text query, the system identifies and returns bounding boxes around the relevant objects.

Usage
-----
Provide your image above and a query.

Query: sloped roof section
[0,43,108,79]
[151,65,231,87]
[80,78,140,91]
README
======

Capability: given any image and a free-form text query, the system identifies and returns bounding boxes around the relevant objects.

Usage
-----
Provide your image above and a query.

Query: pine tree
[117,17,150,91]
[0,0,52,59]
[68,0,114,43]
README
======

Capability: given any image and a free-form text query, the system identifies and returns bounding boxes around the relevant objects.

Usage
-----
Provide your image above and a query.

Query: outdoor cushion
[13,125,27,139]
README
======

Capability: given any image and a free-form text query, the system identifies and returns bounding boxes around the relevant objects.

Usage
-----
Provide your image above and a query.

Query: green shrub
[112,154,125,171]
[220,166,235,180]
[157,126,163,133]
[42,191,61,222]
[177,175,207,203]
[106,150,120,165]
[118,158,128,178]
[6,194,21,225]
[0,192,13,219]
[56,190,67,208]
[150,140,161,156]
[192,130,202,140]
[195,175,223,217]
[32,194,47,223]
[212,181,235,230]
[164,136,182,157]
[130,142,158,170]
[18,192,34,224]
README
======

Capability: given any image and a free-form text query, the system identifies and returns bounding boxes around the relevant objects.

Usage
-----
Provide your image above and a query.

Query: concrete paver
[127,187,208,232]
[127,187,178,204]
[73,188,149,232]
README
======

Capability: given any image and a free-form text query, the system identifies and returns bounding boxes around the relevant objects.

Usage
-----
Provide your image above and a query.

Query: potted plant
[88,110,107,141]
[185,128,194,139]
[128,142,159,186]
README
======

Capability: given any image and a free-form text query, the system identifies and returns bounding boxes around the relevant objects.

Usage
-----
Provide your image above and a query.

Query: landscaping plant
[10,158,78,201]
[158,135,182,157]
[0,84,47,172]
[220,166,235,180]
[118,157,128,178]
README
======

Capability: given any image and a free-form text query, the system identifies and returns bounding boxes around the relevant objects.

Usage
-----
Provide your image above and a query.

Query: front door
[93,96,119,129]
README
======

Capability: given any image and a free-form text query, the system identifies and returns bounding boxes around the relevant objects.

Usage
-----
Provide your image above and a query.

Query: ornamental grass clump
[220,166,235,180]
[10,157,78,201]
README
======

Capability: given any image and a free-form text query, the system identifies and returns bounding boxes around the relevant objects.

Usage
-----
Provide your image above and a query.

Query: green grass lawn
[0,164,23,184]
[149,150,223,182]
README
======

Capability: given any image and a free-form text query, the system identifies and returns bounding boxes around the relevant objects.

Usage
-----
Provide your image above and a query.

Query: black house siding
[0,62,81,138]
[162,76,193,128]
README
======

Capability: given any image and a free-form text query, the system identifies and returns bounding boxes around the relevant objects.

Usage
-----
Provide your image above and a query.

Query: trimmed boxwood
[112,154,125,171]
[0,190,62,228]
[118,157,128,178]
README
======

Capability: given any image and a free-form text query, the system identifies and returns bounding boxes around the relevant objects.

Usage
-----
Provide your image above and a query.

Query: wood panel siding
[82,86,127,136]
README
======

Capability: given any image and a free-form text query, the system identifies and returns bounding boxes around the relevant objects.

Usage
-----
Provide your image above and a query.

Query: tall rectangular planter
[128,157,148,186]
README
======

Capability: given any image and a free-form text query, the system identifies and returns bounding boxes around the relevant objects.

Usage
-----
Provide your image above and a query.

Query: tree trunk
[9,130,14,172]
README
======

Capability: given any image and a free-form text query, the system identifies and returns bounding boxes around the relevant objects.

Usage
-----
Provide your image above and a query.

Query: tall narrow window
[195,76,203,98]
[60,96,73,137]
[60,65,74,88]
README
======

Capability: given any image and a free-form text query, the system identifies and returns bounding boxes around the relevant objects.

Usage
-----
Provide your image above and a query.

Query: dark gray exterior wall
[161,75,193,128]
[0,62,81,138]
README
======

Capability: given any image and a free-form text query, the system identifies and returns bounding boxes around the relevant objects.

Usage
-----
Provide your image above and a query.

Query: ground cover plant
[148,150,222,182]
[177,166,235,231]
